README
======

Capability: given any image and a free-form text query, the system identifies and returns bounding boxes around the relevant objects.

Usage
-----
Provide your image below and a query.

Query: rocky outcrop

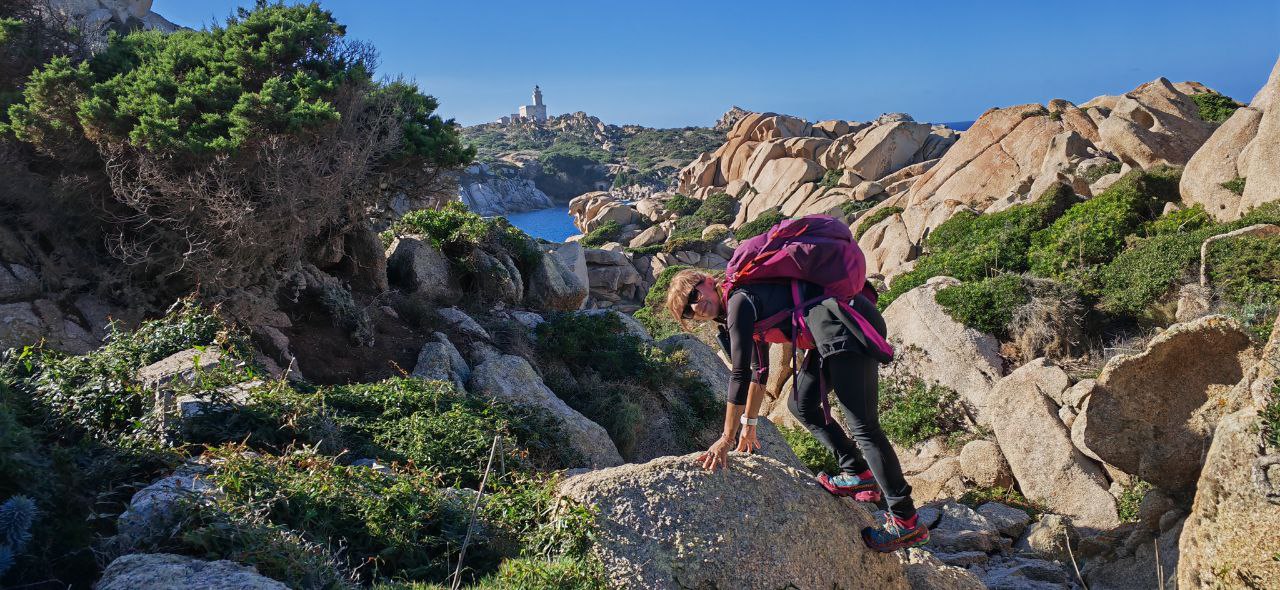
[468,354,623,468]
[958,439,1014,489]
[1092,79,1217,169]
[1177,313,1280,588]
[676,112,957,227]
[987,359,1119,530]
[96,553,287,590]
[411,332,470,393]
[557,454,909,590]
[1074,315,1255,494]
[456,163,554,216]
[881,277,1005,422]
[0,299,97,354]
[1181,56,1280,220]
[47,0,179,51]
[524,246,589,311]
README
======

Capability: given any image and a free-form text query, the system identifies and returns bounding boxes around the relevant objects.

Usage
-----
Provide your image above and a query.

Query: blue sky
[153,1,1280,128]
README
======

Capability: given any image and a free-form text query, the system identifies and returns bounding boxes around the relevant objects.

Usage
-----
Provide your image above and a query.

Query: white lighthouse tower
[518,85,548,123]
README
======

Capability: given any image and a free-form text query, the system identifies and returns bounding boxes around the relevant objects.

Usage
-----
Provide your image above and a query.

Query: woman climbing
[662,216,927,553]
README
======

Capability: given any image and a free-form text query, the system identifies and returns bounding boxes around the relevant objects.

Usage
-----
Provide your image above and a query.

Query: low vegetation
[1079,160,1121,184]
[735,208,785,240]
[880,184,1074,309]
[854,206,903,240]
[0,303,601,588]
[778,426,839,475]
[388,202,542,272]
[580,220,624,247]
[935,274,1030,337]
[1189,91,1242,124]
[820,168,842,189]
[878,375,964,448]
[1116,479,1153,523]
[1029,168,1180,290]
[1221,177,1246,196]
[958,486,1043,518]
[536,312,718,459]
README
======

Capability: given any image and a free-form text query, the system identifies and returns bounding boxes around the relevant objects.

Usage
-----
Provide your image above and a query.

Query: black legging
[787,347,916,519]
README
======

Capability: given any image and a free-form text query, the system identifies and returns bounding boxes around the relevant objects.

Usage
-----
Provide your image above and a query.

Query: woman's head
[665,269,721,330]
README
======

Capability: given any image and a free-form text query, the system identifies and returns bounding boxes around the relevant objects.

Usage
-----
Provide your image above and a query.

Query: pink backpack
[722,215,895,419]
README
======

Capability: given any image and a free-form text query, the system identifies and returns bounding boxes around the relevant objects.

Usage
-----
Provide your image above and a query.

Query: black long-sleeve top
[715,281,823,405]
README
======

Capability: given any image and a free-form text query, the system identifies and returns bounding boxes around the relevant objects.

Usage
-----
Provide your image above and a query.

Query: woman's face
[687,277,720,322]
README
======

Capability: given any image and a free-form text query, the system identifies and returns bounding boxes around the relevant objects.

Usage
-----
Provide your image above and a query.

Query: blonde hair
[665,269,711,331]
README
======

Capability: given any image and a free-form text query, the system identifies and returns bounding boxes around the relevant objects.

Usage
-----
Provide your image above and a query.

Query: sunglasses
[682,285,702,319]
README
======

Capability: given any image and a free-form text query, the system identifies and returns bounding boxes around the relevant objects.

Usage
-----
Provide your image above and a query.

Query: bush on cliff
[879,375,964,447]
[734,208,785,240]
[390,202,540,270]
[1029,167,1180,290]
[1189,91,1242,124]
[664,193,700,216]
[879,184,1074,309]
[580,220,623,247]
[1097,201,1280,324]
[854,206,903,240]
[935,274,1030,337]
[536,311,718,459]
[3,2,472,293]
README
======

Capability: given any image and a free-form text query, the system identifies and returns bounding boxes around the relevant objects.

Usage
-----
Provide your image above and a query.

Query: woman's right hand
[698,434,735,472]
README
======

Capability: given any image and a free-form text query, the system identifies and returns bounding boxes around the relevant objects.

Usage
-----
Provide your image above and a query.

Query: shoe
[816,471,882,502]
[861,512,929,553]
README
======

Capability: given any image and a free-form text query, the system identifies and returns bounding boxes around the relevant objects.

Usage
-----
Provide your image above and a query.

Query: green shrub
[1142,204,1211,236]
[580,220,623,247]
[779,426,838,475]
[1207,234,1280,340]
[935,274,1030,336]
[1029,168,1180,288]
[664,193,700,216]
[879,185,1074,309]
[1079,160,1121,184]
[694,192,737,226]
[662,235,714,254]
[13,301,240,441]
[392,203,540,270]
[735,208,785,240]
[878,375,963,447]
[1263,380,1280,450]
[820,168,842,189]
[536,312,718,458]
[1099,202,1280,319]
[1116,479,1153,523]
[478,557,607,590]
[4,2,473,292]
[1222,177,1246,196]
[854,206,902,240]
[200,445,470,583]
[840,199,877,219]
[1190,92,1242,124]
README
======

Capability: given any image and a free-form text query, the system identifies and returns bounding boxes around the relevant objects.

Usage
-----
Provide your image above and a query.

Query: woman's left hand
[735,424,760,453]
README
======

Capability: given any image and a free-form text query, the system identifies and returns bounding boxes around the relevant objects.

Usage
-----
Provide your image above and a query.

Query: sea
[504,206,578,242]
[504,120,976,242]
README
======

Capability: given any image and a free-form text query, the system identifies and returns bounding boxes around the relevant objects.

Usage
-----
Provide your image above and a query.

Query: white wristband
[740,415,759,426]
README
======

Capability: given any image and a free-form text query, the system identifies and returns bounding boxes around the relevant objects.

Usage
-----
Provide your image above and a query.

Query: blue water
[939,120,975,131]
[505,206,578,242]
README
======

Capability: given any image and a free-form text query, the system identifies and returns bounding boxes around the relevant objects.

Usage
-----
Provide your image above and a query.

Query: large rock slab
[988,359,1118,530]
[96,553,288,590]
[1074,315,1254,493]
[882,277,1005,422]
[558,454,909,590]
[1177,313,1280,588]
[525,248,588,311]
[469,354,622,468]
[385,236,462,304]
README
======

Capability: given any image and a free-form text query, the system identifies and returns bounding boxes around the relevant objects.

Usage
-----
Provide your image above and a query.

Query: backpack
[721,215,895,421]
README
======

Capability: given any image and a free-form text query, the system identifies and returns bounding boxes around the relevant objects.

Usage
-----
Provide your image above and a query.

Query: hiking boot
[816,471,882,502]
[861,512,929,553]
